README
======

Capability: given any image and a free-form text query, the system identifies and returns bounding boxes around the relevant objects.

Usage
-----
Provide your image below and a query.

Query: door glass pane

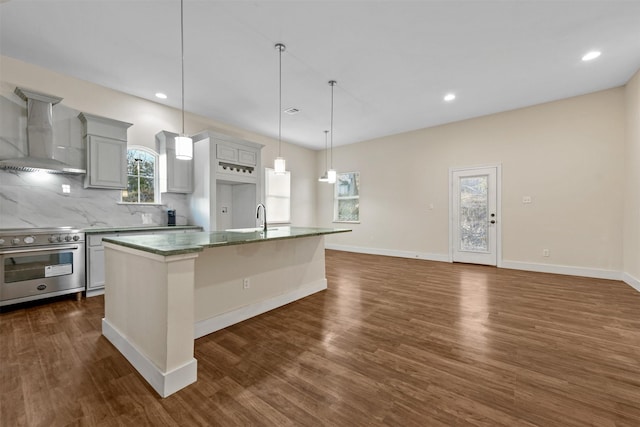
[459,175,488,251]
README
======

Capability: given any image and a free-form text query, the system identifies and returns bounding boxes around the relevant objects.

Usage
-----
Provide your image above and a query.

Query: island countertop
[102,226,351,256]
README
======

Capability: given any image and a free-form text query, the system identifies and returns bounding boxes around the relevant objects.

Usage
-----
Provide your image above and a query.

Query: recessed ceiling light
[155,92,168,99]
[582,51,601,61]
[444,93,456,102]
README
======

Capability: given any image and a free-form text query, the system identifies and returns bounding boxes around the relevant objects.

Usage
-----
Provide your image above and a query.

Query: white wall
[0,56,317,228]
[624,69,640,289]
[317,88,627,277]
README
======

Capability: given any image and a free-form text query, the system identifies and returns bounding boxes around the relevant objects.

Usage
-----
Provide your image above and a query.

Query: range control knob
[24,236,36,244]
[56,236,63,243]
[0,238,5,245]
[49,236,57,243]
[12,238,21,245]
[72,235,80,241]
[64,235,72,242]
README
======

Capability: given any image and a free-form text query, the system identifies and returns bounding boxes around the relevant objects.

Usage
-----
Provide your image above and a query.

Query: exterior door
[451,166,500,266]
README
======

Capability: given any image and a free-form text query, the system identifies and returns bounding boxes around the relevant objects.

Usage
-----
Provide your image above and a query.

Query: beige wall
[0,56,317,226]
[4,55,637,281]
[624,69,640,284]
[317,88,626,275]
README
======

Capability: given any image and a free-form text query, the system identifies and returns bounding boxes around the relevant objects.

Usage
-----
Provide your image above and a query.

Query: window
[334,171,360,222]
[121,146,159,203]
[265,168,291,223]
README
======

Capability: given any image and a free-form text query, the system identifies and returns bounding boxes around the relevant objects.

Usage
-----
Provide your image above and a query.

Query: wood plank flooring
[2,250,640,426]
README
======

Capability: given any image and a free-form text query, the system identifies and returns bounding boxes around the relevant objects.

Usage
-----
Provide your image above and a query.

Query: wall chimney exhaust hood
[0,87,86,174]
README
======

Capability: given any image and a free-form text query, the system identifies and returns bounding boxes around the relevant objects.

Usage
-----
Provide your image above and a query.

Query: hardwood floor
[2,250,640,426]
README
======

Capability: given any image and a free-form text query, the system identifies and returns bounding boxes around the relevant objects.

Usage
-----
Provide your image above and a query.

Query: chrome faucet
[256,203,267,232]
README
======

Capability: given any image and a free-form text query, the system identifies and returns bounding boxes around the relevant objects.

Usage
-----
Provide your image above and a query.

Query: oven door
[0,244,85,305]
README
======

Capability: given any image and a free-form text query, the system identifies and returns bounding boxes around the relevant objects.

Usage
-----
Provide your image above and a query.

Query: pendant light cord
[329,80,336,169]
[277,44,284,157]
[180,0,186,135]
[324,130,329,171]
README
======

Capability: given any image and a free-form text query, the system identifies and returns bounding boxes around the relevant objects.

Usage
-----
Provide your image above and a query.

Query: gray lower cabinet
[85,228,199,297]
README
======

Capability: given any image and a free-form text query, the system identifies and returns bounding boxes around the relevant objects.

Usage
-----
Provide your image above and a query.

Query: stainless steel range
[0,227,85,307]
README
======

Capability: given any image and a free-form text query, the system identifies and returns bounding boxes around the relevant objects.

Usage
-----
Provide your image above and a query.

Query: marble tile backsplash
[0,169,190,229]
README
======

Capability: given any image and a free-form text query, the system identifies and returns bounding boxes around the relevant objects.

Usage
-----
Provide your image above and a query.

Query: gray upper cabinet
[78,112,132,189]
[156,130,194,193]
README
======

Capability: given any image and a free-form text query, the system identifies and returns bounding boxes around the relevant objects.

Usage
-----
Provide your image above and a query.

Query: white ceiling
[2,1,640,150]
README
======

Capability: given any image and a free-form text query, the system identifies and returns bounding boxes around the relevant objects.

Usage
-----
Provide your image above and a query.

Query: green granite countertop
[84,225,202,234]
[102,226,351,256]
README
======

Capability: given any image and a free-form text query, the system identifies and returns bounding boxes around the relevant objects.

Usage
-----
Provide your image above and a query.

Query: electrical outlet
[243,278,250,289]
[523,196,532,204]
[543,249,550,257]
[141,213,153,224]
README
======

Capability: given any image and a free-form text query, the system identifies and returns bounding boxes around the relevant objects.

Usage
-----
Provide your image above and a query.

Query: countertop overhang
[102,226,351,256]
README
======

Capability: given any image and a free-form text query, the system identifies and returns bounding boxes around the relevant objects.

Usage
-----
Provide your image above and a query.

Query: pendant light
[318,130,329,182]
[327,80,337,184]
[175,0,192,160]
[273,43,287,174]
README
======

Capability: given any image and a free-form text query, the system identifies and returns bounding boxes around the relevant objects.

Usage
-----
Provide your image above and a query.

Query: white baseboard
[623,272,640,292]
[194,279,327,339]
[325,243,449,263]
[102,319,197,398]
[86,288,105,298]
[501,260,622,281]
[325,244,638,289]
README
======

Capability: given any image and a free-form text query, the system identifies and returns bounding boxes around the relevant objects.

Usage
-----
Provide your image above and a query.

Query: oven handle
[0,245,80,255]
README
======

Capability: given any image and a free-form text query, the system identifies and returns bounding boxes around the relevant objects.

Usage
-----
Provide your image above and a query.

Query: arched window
[121,146,159,203]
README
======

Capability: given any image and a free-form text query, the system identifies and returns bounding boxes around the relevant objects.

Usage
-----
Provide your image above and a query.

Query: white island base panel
[102,235,327,397]
[102,319,198,398]
[194,235,327,338]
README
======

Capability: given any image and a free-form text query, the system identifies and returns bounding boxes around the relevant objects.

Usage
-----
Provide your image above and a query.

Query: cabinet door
[238,149,257,166]
[216,144,238,162]
[166,145,194,193]
[86,135,127,188]
[88,245,106,289]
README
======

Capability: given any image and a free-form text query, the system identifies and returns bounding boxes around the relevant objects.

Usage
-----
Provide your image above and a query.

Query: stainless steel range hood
[0,87,86,174]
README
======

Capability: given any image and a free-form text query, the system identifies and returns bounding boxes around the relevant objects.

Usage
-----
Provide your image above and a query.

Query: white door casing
[450,165,501,266]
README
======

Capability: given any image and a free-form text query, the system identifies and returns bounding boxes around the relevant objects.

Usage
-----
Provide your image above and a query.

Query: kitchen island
[101,226,350,397]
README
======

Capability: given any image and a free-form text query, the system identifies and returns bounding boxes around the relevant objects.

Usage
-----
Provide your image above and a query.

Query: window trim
[333,171,360,223]
[122,145,160,204]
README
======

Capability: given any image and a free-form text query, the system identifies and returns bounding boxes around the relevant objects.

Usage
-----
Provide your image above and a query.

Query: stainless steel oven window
[4,251,74,283]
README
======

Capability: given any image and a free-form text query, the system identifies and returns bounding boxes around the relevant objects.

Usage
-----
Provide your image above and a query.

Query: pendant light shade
[274,156,286,174]
[175,135,193,159]
[318,130,329,182]
[176,0,192,160]
[274,43,286,174]
[327,80,337,184]
[327,169,337,184]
